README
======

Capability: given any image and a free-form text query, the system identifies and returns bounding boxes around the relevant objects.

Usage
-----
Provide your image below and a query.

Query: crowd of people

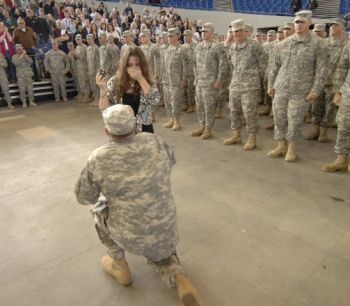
[0,2,349,173]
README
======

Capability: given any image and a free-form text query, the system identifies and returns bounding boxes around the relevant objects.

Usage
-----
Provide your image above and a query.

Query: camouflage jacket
[87,44,100,75]
[268,33,327,95]
[12,54,33,77]
[44,49,69,73]
[163,44,187,85]
[75,133,178,261]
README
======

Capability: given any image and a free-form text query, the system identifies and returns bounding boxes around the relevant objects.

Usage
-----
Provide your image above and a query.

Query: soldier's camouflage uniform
[140,43,159,82]
[68,49,79,92]
[313,36,347,128]
[76,44,90,97]
[217,43,232,109]
[108,44,120,78]
[12,53,34,105]
[87,44,100,100]
[75,133,184,288]
[193,40,224,128]
[269,33,327,142]
[263,40,278,108]
[228,38,267,133]
[163,44,187,118]
[44,49,70,101]
[0,54,12,106]
[333,43,350,155]
[99,43,116,80]
[158,43,168,105]
[182,41,196,107]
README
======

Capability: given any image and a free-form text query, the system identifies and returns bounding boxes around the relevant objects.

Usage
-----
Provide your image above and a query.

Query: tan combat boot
[306,124,320,140]
[267,140,287,158]
[101,256,132,286]
[186,104,195,113]
[201,127,212,139]
[259,105,271,116]
[243,133,256,151]
[214,106,223,119]
[318,127,328,143]
[29,101,37,106]
[304,112,312,123]
[175,273,205,306]
[322,154,348,172]
[191,127,205,137]
[163,118,174,128]
[76,94,83,102]
[172,117,181,131]
[223,129,241,145]
[285,142,297,162]
[7,102,15,109]
[81,95,90,104]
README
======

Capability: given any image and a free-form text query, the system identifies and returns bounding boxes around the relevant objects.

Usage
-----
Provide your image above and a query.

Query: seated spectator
[2,8,17,34]
[121,15,129,32]
[98,21,107,36]
[89,22,99,45]
[73,22,87,43]
[44,0,55,16]
[61,8,76,34]
[107,23,121,41]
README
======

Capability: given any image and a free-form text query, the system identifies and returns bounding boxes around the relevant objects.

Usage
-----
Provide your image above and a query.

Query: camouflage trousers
[0,70,12,104]
[88,72,99,99]
[163,84,184,118]
[17,74,34,103]
[71,70,79,92]
[76,67,90,96]
[95,224,183,288]
[273,91,310,142]
[195,86,219,128]
[263,76,272,107]
[312,85,338,128]
[229,89,259,134]
[217,83,229,108]
[335,95,350,155]
[51,72,66,100]
[184,76,195,106]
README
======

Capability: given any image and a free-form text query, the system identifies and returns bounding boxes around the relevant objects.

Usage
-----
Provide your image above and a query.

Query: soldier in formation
[75,34,90,103]
[67,42,79,99]
[87,33,100,106]
[0,53,14,109]
[44,40,70,102]
[12,44,37,108]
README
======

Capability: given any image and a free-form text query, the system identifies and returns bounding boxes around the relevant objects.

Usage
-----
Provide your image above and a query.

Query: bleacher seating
[132,0,214,10]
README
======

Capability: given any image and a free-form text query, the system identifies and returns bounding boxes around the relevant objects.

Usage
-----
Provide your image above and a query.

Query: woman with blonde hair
[96,46,159,133]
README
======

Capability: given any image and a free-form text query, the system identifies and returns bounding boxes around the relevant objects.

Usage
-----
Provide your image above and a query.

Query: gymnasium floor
[0,100,349,306]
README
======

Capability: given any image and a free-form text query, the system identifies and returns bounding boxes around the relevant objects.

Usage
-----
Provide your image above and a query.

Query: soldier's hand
[306,92,317,103]
[333,92,342,106]
[212,81,221,89]
[96,72,107,91]
[267,88,275,97]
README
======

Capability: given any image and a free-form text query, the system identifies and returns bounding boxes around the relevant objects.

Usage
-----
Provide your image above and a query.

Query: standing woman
[96,47,159,133]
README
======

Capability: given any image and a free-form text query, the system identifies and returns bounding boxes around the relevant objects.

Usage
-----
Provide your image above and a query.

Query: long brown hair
[115,46,153,100]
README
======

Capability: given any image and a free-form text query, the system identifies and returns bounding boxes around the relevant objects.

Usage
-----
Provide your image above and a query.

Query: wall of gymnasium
[101,1,330,34]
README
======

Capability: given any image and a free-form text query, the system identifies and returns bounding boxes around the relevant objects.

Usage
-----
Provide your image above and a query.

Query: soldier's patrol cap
[75,34,82,40]
[103,104,136,136]
[313,24,325,32]
[245,24,254,33]
[255,32,263,36]
[52,39,59,45]
[122,30,132,37]
[294,10,312,22]
[140,29,151,37]
[201,22,215,33]
[98,32,107,38]
[283,22,294,29]
[183,29,192,36]
[330,18,346,26]
[267,30,277,36]
[67,41,74,46]
[15,44,23,49]
[277,26,284,33]
[230,19,246,32]
[167,27,180,36]
[87,33,94,40]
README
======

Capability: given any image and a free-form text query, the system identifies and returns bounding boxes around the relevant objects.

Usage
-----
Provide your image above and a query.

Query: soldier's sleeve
[64,53,70,70]
[310,40,327,96]
[105,48,113,73]
[12,55,19,66]
[268,44,281,89]
[228,45,233,72]
[180,46,187,81]
[193,47,197,82]
[153,47,160,80]
[43,52,50,71]
[0,55,8,68]
[75,155,100,205]
[216,44,224,83]
[25,55,33,65]
[334,43,350,93]
[157,136,176,166]
[255,43,268,80]
[96,47,100,70]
